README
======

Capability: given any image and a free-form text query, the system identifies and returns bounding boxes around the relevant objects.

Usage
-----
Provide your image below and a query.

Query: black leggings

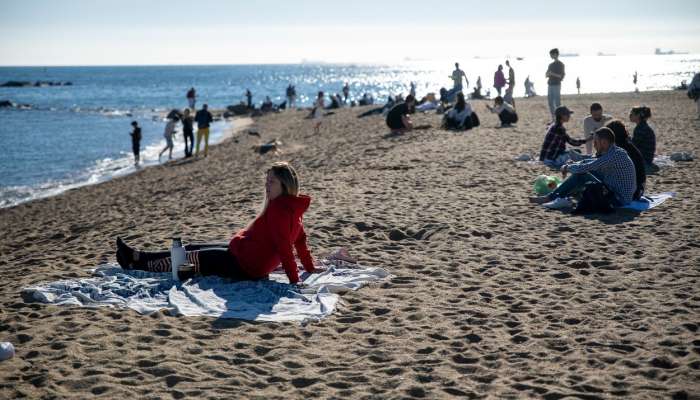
[135,243,251,280]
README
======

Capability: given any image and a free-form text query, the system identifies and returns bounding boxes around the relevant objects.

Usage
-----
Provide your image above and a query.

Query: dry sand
[1,91,699,399]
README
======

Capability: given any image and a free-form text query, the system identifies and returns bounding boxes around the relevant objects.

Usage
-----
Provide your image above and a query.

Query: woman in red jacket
[115,162,320,284]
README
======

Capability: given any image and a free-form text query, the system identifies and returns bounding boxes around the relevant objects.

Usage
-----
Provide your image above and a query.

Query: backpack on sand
[573,182,616,214]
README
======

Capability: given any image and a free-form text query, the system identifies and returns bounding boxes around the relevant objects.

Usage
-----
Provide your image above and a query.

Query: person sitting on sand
[539,106,592,168]
[524,76,536,97]
[261,96,274,112]
[486,96,518,127]
[582,103,612,155]
[116,162,324,284]
[158,116,178,161]
[442,92,478,130]
[629,106,657,172]
[530,127,636,208]
[385,94,416,134]
[606,120,646,200]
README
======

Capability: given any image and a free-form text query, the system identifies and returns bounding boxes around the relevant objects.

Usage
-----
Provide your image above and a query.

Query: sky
[1,0,699,66]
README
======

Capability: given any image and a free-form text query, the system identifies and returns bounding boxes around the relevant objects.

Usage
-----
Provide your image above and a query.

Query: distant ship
[559,52,579,57]
[597,52,616,56]
[655,48,689,55]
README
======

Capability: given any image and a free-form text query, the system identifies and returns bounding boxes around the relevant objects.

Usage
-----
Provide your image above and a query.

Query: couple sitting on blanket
[116,162,325,285]
[530,122,646,210]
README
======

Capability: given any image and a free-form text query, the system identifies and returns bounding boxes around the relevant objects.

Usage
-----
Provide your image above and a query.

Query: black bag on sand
[470,112,480,128]
[573,182,616,215]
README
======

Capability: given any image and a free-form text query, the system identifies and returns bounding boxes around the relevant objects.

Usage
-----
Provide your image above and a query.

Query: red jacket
[228,194,315,283]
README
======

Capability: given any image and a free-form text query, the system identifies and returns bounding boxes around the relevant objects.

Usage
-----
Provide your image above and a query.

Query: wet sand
[1,90,698,399]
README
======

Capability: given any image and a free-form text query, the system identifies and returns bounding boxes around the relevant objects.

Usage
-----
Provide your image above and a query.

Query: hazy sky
[1,0,699,65]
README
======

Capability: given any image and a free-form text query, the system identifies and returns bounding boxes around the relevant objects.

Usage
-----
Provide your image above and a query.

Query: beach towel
[619,192,676,212]
[22,257,388,323]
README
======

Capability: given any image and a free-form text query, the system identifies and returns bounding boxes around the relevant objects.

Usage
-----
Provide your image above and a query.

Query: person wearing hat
[530,127,637,208]
[546,48,565,121]
[539,106,591,168]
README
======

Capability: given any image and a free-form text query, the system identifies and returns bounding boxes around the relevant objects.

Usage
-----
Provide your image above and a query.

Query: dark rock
[226,104,250,116]
[0,100,14,108]
[0,81,32,87]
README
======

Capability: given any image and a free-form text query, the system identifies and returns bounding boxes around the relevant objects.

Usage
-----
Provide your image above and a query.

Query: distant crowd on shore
[126,48,699,170]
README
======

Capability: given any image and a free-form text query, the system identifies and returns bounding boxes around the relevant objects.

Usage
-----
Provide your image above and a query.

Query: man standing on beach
[130,121,141,166]
[195,104,213,157]
[342,82,350,103]
[506,60,515,88]
[449,62,469,100]
[182,109,194,157]
[546,48,565,121]
[187,87,196,110]
[245,89,253,109]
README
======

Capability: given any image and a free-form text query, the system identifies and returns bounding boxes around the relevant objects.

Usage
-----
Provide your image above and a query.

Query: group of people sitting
[531,103,657,210]
[383,90,519,134]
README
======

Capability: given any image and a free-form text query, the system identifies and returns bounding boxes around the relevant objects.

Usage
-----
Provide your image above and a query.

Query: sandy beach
[1,90,698,399]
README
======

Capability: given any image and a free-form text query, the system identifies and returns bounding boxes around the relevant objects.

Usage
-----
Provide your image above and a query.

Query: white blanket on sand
[23,258,388,323]
[619,192,676,211]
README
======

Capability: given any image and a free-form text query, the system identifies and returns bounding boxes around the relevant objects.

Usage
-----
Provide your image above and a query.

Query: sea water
[1,55,698,208]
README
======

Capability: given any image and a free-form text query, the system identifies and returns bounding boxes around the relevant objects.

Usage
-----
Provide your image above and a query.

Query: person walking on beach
[448,62,469,100]
[158,116,178,162]
[576,77,581,94]
[342,82,350,103]
[129,121,141,166]
[195,104,213,157]
[182,108,194,157]
[115,162,325,284]
[312,91,324,134]
[546,48,566,121]
[582,103,612,154]
[493,65,507,96]
[245,89,253,109]
[186,87,196,109]
[633,71,638,87]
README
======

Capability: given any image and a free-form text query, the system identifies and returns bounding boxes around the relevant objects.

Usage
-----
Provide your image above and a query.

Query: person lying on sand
[385,95,416,134]
[529,127,636,209]
[539,106,592,168]
[116,162,324,284]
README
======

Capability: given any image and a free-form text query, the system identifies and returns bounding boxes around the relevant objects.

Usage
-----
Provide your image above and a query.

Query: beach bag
[573,182,615,214]
[470,112,480,128]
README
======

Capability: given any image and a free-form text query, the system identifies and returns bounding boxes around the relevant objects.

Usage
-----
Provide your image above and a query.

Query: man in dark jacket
[195,104,213,157]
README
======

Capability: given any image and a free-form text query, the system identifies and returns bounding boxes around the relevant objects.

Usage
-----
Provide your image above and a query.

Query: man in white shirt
[582,103,612,154]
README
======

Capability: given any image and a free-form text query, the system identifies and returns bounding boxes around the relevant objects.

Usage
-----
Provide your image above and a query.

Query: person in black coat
[606,120,646,200]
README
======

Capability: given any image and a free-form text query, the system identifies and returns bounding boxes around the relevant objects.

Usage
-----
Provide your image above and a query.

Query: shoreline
[0,115,254,210]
